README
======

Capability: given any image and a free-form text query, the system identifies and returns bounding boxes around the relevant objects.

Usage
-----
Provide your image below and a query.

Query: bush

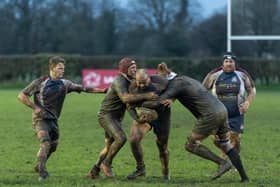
[0,54,279,86]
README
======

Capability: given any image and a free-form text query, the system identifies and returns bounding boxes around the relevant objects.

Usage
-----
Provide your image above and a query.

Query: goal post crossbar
[230,36,280,40]
[227,0,280,51]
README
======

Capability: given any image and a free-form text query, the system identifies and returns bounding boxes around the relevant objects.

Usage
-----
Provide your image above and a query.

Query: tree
[93,0,117,55]
[190,13,227,56]
[0,2,17,54]
[118,0,194,56]
[232,0,280,57]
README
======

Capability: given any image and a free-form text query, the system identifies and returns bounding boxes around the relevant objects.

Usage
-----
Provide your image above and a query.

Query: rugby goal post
[227,0,280,52]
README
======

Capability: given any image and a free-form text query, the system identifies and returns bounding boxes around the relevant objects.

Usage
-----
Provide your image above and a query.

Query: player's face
[136,76,150,89]
[52,63,65,79]
[223,59,236,73]
[127,64,137,79]
[157,70,168,77]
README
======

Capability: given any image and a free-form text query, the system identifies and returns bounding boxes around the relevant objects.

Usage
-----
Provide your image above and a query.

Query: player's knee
[156,138,168,154]
[229,132,240,144]
[116,133,127,146]
[159,148,169,158]
[229,132,241,153]
[185,143,196,153]
[119,136,127,146]
[156,138,168,151]
[41,141,50,148]
[216,135,232,153]
[130,133,142,144]
[105,137,113,146]
[49,140,58,153]
[37,130,50,143]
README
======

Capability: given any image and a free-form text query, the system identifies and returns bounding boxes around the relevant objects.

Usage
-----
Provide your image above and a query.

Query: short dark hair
[49,56,65,70]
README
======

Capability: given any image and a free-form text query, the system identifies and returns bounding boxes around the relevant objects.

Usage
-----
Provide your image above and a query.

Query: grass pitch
[0,89,279,187]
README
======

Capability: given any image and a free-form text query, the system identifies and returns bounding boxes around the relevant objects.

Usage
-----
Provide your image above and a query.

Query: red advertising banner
[82,69,156,89]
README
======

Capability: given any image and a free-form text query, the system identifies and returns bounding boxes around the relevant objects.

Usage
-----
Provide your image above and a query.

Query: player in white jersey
[203,52,256,157]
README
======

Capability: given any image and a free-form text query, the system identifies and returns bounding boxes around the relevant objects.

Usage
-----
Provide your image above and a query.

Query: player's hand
[33,106,48,117]
[136,116,147,124]
[160,99,173,107]
[239,101,250,114]
[136,107,158,123]
[138,113,155,123]
[146,92,158,100]
[102,88,109,93]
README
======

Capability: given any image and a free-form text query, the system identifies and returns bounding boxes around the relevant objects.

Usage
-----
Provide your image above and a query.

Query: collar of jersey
[167,72,177,80]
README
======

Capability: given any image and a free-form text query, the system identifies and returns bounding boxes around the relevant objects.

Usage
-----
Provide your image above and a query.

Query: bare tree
[128,0,183,32]
[190,13,227,56]
[232,0,280,57]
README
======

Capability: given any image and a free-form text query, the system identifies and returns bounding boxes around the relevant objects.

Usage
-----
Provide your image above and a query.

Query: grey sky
[199,0,227,17]
[118,0,227,18]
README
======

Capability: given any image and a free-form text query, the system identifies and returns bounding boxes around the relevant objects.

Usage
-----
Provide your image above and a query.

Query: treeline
[0,55,279,86]
[1,0,280,58]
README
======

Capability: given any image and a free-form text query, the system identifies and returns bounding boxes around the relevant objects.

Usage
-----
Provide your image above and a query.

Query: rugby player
[88,58,157,179]
[142,63,249,182]
[18,56,106,181]
[126,69,171,180]
[203,52,256,157]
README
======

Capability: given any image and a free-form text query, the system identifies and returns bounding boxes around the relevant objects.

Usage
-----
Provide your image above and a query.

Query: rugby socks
[226,148,249,181]
[37,142,50,171]
[187,144,225,165]
[130,141,145,167]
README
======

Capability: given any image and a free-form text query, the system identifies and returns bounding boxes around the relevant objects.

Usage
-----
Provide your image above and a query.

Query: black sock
[226,148,248,180]
[94,164,100,170]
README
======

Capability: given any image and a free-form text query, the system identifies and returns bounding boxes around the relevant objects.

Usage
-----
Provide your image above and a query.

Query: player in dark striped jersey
[18,56,106,181]
[126,69,171,180]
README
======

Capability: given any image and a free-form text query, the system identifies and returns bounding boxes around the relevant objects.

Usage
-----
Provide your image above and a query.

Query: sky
[118,0,227,18]
[198,0,227,17]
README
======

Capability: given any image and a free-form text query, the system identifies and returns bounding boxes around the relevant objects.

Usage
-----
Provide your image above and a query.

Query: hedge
[0,54,279,86]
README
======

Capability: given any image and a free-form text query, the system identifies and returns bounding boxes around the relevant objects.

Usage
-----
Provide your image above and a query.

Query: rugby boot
[100,162,114,178]
[162,168,170,181]
[240,177,250,183]
[37,157,49,181]
[34,164,39,173]
[38,170,49,181]
[127,165,146,180]
[87,165,100,179]
[211,160,232,180]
